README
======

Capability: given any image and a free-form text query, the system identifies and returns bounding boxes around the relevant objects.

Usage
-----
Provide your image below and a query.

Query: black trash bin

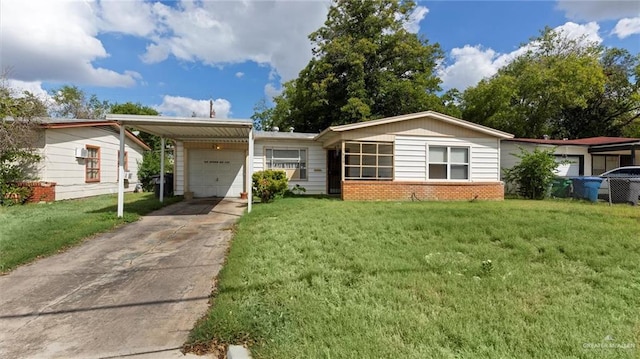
[610,178,640,205]
[152,173,174,198]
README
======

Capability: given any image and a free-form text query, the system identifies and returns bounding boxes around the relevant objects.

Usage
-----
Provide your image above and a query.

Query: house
[107,111,513,207]
[26,118,150,201]
[501,137,640,179]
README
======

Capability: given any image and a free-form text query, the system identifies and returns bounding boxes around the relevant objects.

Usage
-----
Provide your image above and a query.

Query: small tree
[503,147,559,200]
[0,75,47,204]
[252,170,288,203]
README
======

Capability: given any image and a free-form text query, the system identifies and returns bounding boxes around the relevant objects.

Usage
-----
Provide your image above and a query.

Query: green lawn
[0,192,182,273]
[188,198,640,358]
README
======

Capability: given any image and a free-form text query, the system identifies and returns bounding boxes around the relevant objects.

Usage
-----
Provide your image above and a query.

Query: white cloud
[556,0,640,21]
[140,1,330,82]
[155,95,232,119]
[612,17,640,38]
[95,0,157,37]
[235,72,245,78]
[439,22,602,90]
[0,0,139,87]
[403,6,429,33]
[264,83,282,99]
[6,79,48,98]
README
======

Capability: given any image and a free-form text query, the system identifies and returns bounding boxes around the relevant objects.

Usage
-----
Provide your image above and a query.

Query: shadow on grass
[218,264,425,295]
[87,195,185,216]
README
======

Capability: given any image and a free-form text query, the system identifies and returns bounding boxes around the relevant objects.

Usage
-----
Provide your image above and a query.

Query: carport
[105,114,254,217]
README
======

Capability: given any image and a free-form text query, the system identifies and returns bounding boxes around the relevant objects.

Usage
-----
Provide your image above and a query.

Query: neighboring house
[30,118,150,201]
[501,137,640,179]
[110,111,514,202]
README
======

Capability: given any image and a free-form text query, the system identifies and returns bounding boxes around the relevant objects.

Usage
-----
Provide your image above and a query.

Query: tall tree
[250,98,275,131]
[460,28,607,138]
[266,0,444,132]
[50,85,110,119]
[555,48,640,138]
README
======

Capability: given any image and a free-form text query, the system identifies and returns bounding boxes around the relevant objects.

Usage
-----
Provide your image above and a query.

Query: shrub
[502,147,560,200]
[252,170,288,203]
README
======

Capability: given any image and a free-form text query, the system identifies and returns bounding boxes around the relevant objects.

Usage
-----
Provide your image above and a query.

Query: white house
[501,137,640,179]
[30,119,150,201]
[108,111,514,205]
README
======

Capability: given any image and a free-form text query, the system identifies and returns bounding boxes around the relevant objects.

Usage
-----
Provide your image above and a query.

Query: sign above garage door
[189,149,245,198]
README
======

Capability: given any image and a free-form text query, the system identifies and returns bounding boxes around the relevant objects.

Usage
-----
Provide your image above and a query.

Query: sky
[1,0,639,120]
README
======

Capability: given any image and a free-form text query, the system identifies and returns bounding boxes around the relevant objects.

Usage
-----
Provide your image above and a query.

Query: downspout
[160,137,165,203]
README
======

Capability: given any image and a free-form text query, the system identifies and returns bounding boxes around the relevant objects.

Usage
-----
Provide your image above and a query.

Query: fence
[603,177,640,206]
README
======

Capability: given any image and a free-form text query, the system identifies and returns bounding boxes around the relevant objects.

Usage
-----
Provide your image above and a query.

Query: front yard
[188,198,640,358]
[0,192,182,273]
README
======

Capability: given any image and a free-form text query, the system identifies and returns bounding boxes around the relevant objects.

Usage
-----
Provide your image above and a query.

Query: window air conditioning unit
[124,172,133,180]
[75,148,88,158]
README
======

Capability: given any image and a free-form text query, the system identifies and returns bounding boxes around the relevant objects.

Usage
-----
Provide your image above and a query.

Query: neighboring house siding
[394,136,501,181]
[41,127,145,200]
[254,139,327,194]
[501,142,592,178]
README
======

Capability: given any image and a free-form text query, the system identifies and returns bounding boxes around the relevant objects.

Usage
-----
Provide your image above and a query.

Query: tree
[50,85,110,119]
[555,48,640,138]
[109,102,171,191]
[0,77,48,204]
[265,0,444,132]
[461,28,607,138]
[503,147,560,200]
[250,98,275,131]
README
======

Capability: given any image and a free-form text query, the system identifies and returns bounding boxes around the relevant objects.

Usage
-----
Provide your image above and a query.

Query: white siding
[253,139,327,194]
[395,136,501,181]
[42,127,146,200]
[175,141,185,195]
[500,142,591,178]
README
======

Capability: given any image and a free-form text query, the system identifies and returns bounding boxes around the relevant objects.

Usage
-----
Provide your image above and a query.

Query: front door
[327,149,341,194]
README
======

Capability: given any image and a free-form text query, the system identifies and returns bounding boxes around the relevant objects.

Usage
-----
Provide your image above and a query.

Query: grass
[188,198,640,358]
[0,192,182,273]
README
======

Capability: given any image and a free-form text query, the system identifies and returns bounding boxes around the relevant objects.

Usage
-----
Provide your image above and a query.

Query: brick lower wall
[15,181,57,203]
[341,181,504,201]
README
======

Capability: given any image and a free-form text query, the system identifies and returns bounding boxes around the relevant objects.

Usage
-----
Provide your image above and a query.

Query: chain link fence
[601,176,640,206]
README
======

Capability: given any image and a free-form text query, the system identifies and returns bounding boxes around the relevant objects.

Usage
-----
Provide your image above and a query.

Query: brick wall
[342,181,504,201]
[15,181,57,203]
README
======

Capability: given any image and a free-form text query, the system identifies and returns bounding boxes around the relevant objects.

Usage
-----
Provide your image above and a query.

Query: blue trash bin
[573,177,603,202]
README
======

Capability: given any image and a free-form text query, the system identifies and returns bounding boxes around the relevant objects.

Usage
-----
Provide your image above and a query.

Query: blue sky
[1,0,638,120]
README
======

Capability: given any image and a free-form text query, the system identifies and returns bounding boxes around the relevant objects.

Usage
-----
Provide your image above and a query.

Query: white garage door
[188,149,245,198]
[555,156,580,177]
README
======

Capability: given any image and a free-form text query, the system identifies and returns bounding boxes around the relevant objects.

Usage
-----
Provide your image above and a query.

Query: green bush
[252,170,288,203]
[503,147,560,200]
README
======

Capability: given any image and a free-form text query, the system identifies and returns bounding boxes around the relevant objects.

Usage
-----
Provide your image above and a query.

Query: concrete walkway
[0,198,246,359]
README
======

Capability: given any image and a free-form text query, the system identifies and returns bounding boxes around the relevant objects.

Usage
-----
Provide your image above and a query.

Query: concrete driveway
[0,198,246,359]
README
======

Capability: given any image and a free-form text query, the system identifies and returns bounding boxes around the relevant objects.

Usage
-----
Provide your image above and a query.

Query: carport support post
[117,124,126,218]
[160,137,165,203]
[247,129,253,213]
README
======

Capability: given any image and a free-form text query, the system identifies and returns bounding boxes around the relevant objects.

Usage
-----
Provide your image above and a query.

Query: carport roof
[105,114,252,142]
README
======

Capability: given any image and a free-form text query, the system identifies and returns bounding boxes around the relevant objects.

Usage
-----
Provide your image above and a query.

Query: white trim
[248,129,253,213]
[426,144,471,181]
[117,125,125,218]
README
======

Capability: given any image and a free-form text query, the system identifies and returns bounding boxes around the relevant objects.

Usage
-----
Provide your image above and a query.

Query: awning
[104,114,254,217]
[105,114,252,141]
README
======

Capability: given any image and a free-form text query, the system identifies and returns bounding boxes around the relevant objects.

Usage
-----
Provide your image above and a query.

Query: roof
[506,136,640,146]
[36,117,151,151]
[105,114,252,142]
[254,131,317,140]
[315,111,514,140]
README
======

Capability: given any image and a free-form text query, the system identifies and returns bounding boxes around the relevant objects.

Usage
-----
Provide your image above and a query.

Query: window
[85,145,100,182]
[592,155,619,175]
[428,146,469,180]
[344,141,393,180]
[266,148,307,180]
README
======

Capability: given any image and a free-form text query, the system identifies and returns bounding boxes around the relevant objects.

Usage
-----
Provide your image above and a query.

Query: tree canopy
[265,0,446,133]
[50,85,111,119]
[460,28,639,139]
